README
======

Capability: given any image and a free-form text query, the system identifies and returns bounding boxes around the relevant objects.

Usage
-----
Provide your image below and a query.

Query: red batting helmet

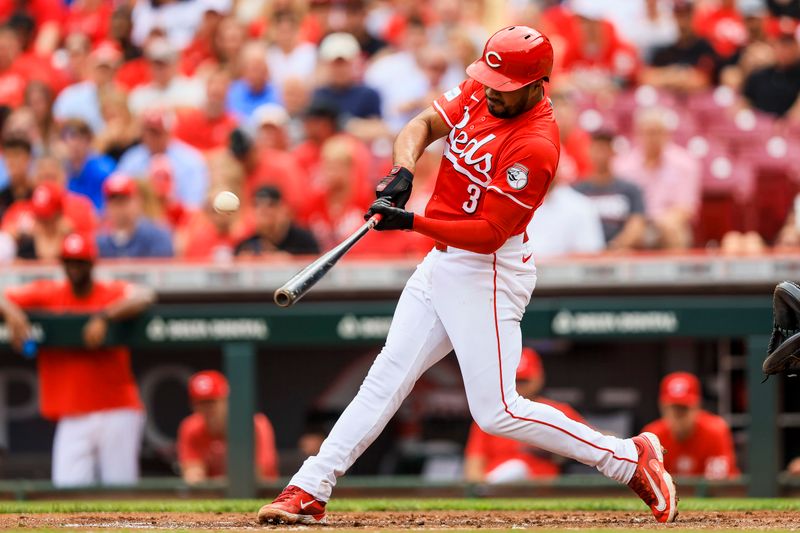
[466,25,553,92]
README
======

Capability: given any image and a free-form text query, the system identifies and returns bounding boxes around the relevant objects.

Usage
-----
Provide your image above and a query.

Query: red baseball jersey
[429,78,560,238]
[465,397,585,478]
[642,410,739,479]
[4,279,142,420]
[177,412,278,480]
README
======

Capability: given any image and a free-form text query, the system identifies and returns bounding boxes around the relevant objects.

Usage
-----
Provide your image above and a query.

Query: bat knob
[274,289,293,307]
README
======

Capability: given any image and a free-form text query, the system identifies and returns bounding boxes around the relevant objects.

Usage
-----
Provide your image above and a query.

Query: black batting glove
[375,166,413,209]
[365,197,414,231]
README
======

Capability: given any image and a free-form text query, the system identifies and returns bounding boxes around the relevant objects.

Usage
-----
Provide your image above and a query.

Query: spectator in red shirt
[177,370,279,484]
[0,232,155,486]
[176,187,251,261]
[642,372,739,480]
[174,69,238,152]
[464,348,586,483]
[0,0,65,55]
[0,25,28,108]
[693,0,748,59]
[65,0,113,47]
[7,181,73,260]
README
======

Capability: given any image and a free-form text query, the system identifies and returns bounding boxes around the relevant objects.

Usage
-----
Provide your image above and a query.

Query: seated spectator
[235,186,319,257]
[33,155,98,235]
[613,107,700,249]
[174,69,238,152]
[116,108,209,209]
[464,348,586,483]
[642,372,739,479]
[0,136,33,221]
[25,81,57,148]
[300,135,373,250]
[693,0,748,59]
[97,174,174,259]
[573,131,647,251]
[526,157,606,259]
[128,38,205,116]
[643,0,718,92]
[62,118,116,211]
[0,26,33,108]
[266,9,317,90]
[53,40,123,134]
[65,0,113,47]
[613,0,678,63]
[226,41,280,121]
[313,33,382,120]
[95,88,141,163]
[550,85,592,179]
[178,370,278,484]
[179,1,228,77]
[743,31,800,118]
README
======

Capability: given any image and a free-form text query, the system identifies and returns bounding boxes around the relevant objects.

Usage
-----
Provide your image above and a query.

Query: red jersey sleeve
[464,422,489,459]
[177,416,205,464]
[432,78,483,129]
[254,414,279,480]
[483,135,559,235]
[4,280,55,309]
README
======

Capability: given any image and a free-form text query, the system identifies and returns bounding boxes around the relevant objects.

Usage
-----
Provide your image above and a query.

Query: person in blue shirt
[97,174,174,259]
[62,118,116,211]
[312,32,382,120]
[116,108,209,209]
[226,41,280,121]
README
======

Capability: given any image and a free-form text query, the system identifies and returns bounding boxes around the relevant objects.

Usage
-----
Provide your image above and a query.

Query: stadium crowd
[0,0,799,263]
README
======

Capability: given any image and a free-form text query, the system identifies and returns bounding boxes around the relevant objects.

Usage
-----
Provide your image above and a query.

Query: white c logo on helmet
[486,51,502,68]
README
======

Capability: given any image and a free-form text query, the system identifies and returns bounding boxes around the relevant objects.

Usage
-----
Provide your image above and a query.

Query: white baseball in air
[213,191,240,213]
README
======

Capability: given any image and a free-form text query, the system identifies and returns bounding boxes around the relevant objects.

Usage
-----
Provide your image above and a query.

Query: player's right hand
[365,198,414,231]
[375,166,413,209]
[4,307,31,353]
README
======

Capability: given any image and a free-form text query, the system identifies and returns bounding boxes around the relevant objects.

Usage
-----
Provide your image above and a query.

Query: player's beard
[486,97,525,119]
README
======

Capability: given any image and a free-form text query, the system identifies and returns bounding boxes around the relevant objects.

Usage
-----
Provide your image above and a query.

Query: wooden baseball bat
[274,215,382,307]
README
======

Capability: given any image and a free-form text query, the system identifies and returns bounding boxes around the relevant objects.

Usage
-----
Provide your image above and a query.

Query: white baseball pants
[52,408,145,487]
[290,235,638,501]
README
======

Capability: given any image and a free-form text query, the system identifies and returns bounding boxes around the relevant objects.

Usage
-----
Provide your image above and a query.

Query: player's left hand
[375,166,413,209]
[365,198,414,231]
[83,313,109,349]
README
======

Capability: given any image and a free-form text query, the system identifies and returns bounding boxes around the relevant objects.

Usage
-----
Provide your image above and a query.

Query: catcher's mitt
[764,281,800,376]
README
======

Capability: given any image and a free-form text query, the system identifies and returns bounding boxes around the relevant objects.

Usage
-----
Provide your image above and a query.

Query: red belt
[434,241,447,252]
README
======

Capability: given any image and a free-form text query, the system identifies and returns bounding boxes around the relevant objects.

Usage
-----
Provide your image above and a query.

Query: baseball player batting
[258,26,677,525]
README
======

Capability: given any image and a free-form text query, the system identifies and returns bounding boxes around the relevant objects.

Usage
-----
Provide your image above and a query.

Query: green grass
[0,497,798,514]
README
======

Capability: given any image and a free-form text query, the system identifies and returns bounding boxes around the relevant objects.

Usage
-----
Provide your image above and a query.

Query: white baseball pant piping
[290,235,638,500]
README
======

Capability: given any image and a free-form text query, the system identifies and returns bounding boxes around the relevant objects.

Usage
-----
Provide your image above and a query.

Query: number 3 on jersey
[462,184,481,214]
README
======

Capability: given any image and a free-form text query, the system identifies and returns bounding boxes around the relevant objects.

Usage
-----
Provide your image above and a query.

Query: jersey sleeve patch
[506,163,529,190]
[443,85,462,102]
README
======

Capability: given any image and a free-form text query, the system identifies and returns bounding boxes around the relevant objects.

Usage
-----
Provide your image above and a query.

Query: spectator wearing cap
[0,136,33,221]
[526,156,606,259]
[116,107,209,208]
[62,118,117,211]
[235,185,319,257]
[0,232,155,487]
[174,69,238,152]
[642,372,738,480]
[573,131,647,251]
[464,348,587,483]
[2,157,98,242]
[266,9,317,90]
[226,41,281,121]
[744,31,800,117]
[642,0,719,92]
[177,370,278,484]
[313,32,382,121]
[128,37,206,116]
[11,182,73,260]
[53,40,123,134]
[97,174,174,258]
[613,107,700,249]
